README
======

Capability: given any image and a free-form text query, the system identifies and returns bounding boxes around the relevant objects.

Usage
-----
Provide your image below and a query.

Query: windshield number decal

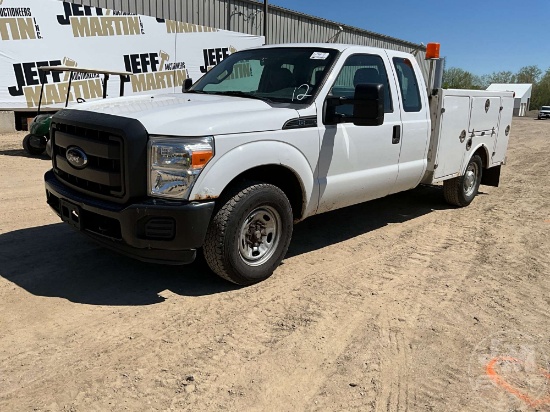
[292,84,312,101]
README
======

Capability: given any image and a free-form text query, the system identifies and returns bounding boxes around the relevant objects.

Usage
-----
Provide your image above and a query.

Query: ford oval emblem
[66,146,88,169]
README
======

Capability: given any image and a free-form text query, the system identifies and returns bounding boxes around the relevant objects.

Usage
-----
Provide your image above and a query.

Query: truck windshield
[542,106,550,110]
[189,47,339,104]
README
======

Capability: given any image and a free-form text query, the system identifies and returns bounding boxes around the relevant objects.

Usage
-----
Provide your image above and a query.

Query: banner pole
[65,73,73,107]
[264,0,268,44]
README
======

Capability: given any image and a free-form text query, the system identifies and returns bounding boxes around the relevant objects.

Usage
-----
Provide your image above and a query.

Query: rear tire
[203,182,293,285]
[443,155,483,207]
[22,134,47,155]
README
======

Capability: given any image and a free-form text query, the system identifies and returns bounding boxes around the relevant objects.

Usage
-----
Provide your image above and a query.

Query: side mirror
[182,78,193,92]
[352,83,384,126]
[323,83,384,126]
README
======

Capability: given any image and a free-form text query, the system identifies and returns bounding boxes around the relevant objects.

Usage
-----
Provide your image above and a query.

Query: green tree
[513,65,542,84]
[486,71,514,84]
[531,68,550,109]
[442,67,480,89]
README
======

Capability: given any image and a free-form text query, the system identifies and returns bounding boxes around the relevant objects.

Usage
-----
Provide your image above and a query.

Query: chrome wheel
[463,162,479,198]
[239,206,281,266]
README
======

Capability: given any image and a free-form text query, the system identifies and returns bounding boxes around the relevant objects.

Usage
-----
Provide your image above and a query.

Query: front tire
[203,182,293,285]
[22,134,47,155]
[443,155,483,207]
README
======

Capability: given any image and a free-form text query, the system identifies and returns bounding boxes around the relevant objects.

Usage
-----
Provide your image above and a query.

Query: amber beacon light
[426,43,440,59]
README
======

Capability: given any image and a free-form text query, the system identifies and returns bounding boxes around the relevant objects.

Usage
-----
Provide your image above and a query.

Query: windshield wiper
[211,91,272,102]
[185,90,206,94]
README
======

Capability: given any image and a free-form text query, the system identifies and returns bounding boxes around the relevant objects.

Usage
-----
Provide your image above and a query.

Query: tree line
[442,65,550,109]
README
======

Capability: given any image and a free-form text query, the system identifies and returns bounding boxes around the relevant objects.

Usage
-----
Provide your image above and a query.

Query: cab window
[330,54,393,117]
[392,57,422,112]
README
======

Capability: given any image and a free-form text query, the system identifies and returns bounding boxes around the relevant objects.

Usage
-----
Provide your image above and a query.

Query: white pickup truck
[44,43,513,285]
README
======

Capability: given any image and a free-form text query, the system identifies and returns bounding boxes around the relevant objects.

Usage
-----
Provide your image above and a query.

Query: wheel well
[473,146,489,168]
[220,165,305,220]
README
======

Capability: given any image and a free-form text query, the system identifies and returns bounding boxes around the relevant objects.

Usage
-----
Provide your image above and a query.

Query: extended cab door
[388,53,431,192]
[316,52,402,213]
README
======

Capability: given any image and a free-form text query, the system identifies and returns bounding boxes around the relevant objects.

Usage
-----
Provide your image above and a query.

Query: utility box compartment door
[469,97,500,132]
[492,95,514,165]
[434,95,470,180]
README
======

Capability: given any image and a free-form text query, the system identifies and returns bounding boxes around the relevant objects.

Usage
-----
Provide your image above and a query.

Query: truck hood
[71,93,301,136]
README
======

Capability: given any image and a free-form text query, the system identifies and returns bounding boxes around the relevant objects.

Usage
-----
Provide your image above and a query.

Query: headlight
[148,136,214,199]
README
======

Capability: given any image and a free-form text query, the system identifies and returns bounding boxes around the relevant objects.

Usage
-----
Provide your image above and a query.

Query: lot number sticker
[310,52,329,60]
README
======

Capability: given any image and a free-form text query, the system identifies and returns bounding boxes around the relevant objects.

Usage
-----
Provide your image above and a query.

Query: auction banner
[0,0,264,110]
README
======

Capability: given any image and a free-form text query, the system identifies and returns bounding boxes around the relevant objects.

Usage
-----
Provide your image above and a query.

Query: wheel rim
[463,162,479,197]
[238,206,281,266]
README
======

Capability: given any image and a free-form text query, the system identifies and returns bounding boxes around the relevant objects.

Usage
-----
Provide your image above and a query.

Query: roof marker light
[426,43,440,59]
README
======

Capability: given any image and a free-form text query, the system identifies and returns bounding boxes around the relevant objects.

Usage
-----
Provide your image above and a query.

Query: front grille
[52,123,124,198]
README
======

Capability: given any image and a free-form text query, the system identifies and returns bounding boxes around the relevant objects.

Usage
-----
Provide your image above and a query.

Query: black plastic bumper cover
[45,170,215,265]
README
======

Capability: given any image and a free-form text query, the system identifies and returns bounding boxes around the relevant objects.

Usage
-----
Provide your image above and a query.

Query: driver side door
[316,52,403,213]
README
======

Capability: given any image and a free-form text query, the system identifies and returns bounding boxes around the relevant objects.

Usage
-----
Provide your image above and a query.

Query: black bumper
[45,170,215,265]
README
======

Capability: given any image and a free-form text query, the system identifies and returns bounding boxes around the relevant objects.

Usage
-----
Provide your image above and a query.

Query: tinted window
[392,57,422,112]
[330,54,393,116]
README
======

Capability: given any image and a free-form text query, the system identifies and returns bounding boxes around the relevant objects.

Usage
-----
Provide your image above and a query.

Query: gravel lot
[0,117,549,411]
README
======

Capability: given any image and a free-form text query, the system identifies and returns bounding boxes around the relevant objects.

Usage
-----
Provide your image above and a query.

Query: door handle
[392,125,401,145]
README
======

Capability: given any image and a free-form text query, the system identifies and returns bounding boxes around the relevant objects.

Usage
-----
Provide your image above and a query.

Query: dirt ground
[0,117,549,411]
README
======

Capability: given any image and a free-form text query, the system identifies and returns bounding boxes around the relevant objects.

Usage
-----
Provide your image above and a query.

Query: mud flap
[481,165,501,187]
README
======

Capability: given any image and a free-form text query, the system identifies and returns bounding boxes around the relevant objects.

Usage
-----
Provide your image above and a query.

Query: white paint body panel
[71,93,299,136]
[386,50,431,194]
[425,88,514,184]
[469,96,501,132]
[192,130,320,218]
[493,96,514,165]
[433,95,470,180]
[314,48,403,213]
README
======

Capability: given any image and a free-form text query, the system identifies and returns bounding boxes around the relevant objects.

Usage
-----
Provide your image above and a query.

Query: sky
[267,0,550,77]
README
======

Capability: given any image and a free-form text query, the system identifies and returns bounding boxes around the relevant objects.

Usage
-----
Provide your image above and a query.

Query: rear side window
[392,57,422,112]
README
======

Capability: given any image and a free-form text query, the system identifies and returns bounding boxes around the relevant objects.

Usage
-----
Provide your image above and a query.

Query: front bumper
[45,170,215,265]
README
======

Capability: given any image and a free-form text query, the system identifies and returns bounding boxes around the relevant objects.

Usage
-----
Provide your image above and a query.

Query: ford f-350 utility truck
[44,43,513,285]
